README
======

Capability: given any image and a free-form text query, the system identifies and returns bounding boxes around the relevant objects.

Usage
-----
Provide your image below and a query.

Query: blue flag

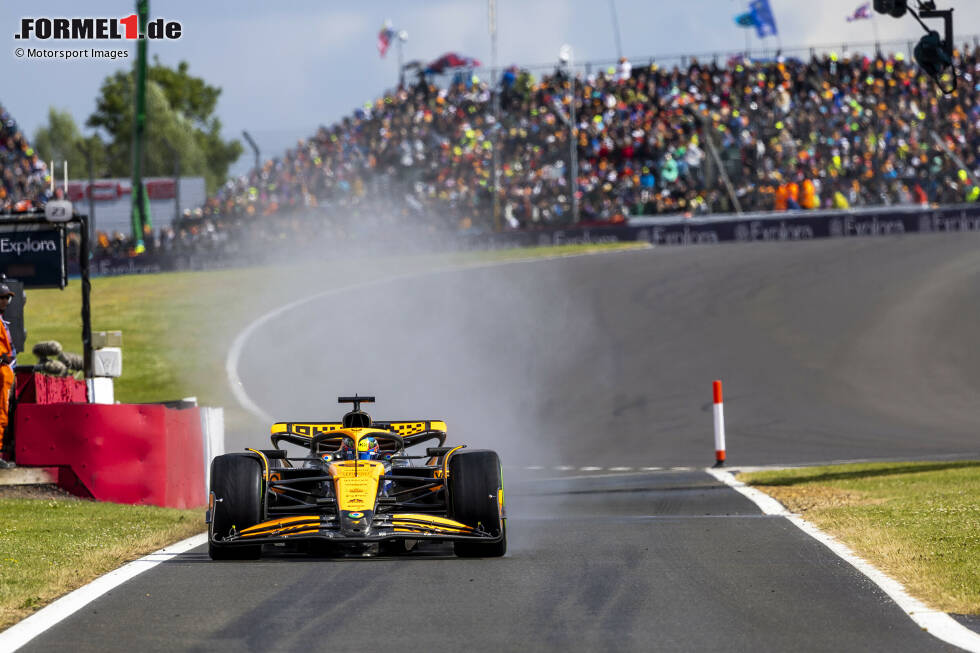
[734,11,757,27]
[748,0,778,38]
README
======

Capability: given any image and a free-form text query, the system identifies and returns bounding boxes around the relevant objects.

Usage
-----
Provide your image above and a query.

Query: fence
[504,33,980,76]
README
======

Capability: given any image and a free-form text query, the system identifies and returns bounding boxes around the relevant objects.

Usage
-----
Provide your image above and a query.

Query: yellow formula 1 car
[207,396,506,559]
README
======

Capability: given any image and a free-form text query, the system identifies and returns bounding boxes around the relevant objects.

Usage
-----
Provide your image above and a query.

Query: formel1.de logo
[15,16,182,41]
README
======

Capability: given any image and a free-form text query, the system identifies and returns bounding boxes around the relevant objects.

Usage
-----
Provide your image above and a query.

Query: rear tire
[448,450,506,558]
[209,454,264,560]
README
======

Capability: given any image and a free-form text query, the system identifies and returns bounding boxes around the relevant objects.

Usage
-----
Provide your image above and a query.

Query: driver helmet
[357,436,379,460]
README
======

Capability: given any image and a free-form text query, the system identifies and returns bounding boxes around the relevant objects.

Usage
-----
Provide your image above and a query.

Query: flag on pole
[846,3,872,21]
[378,20,396,57]
[748,0,778,38]
[734,11,757,28]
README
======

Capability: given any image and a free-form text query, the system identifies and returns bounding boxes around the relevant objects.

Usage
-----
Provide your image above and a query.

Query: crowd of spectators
[197,44,980,238]
[0,105,49,214]
[6,44,980,253]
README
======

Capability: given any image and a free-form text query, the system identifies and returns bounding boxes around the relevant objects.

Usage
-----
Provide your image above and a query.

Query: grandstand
[195,43,980,240]
[0,105,49,214]
[4,42,980,257]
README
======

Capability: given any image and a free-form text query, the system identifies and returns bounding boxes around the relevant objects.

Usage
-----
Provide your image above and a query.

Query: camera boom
[873,1,956,93]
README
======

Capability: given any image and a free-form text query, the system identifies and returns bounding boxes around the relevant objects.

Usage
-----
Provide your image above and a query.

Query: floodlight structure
[242,130,260,176]
[397,30,408,88]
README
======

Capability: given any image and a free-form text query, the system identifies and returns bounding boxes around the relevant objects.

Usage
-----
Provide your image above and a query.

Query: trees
[32,108,107,178]
[86,59,241,193]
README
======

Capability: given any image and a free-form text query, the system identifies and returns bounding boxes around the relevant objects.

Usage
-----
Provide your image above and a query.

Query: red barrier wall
[14,403,205,508]
[15,371,88,404]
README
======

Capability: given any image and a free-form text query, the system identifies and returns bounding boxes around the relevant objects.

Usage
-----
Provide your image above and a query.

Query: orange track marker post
[712,380,726,467]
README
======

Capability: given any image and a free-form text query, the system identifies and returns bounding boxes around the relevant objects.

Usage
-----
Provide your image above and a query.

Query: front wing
[210,512,503,547]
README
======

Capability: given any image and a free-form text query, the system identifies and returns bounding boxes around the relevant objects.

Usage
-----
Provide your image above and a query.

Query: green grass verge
[739,461,980,614]
[0,496,202,630]
[22,268,256,405]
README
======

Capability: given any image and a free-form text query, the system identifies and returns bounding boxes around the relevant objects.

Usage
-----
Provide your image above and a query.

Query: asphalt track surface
[24,233,980,652]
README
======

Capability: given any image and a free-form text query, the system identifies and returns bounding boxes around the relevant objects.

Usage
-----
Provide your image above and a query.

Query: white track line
[0,533,207,652]
[706,468,980,653]
[226,247,647,422]
[508,465,685,473]
[529,469,695,482]
[225,275,420,424]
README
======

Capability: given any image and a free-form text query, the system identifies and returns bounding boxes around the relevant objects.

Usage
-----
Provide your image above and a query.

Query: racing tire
[209,453,264,560]
[448,450,506,558]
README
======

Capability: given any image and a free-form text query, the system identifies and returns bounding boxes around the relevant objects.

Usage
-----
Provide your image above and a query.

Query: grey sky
[1,1,976,177]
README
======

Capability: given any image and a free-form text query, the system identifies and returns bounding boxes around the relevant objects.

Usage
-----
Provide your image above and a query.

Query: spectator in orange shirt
[786,181,800,209]
[0,284,16,461]
[801,179,819,209]
[773,184,789,211]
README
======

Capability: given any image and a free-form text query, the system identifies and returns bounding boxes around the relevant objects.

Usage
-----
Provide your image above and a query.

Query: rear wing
[269,421,448,449]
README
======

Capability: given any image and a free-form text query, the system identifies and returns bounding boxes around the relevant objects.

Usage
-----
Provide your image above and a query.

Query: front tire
[448,450,506,558]
[209,453,264,560]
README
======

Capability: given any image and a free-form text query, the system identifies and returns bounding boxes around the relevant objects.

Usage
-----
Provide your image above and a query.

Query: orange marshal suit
[0,318,15,448]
